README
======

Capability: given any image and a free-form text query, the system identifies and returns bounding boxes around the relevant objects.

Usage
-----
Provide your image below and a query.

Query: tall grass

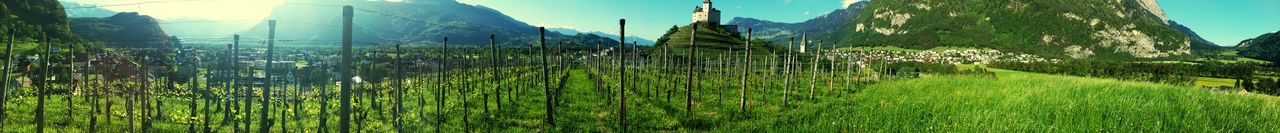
[725,69,1280,132]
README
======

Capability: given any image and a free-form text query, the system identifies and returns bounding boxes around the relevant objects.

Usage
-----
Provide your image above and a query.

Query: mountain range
[242,0,619,47]
[547,28,655,46]
[725,1,870,45]
[61,1,116,18]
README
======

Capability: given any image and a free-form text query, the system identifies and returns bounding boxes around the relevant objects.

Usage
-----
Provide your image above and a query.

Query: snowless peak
[1137,0,1168,24]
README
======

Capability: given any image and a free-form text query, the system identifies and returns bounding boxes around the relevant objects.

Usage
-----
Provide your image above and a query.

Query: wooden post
[35,32,48,133]
[539,27,555,129]
[260,20,276,133]
[685,24,697,117]
[437,37,449,133]
[739,28,752,113]
[395,42,405,133]
[339,5,354,133]
[618,19,628,132]
[808,33,818,100]
[782,37,793,107]
[0,27,14,132]
[488,34,501,113]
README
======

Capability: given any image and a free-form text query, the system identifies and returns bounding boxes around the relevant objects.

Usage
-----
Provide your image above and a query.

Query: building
[692,0,721,24]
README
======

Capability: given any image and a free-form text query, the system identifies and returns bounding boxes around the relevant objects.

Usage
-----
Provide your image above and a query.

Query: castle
[691,0,721,24]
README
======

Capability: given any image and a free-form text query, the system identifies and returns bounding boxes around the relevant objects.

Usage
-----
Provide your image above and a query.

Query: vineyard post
[261,20,276,133]
[35,32,48,133]
[187,49,197,133]
[684,24,697,117]
[436,37,449,133]
[739,28,752,113]
[395,42,405,133]
[618,19,628,132]
[808,34,818,100]
[489,34,501,112]
[539,27,556,129]
[232,34,242,132]
[662,36,670,103]
[782,37,793,107]
[0,27,13,132]
[826,41,835,93]
[339,5,354,133]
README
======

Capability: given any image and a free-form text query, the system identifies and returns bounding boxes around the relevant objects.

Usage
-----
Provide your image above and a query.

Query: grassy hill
[653,23,789,57]
[725,68,1280,132]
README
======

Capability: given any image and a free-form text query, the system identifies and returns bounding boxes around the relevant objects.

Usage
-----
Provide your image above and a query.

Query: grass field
[724,69,1280,132]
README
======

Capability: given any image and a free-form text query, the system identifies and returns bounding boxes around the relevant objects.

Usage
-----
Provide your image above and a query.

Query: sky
[1160,0,1280,46]
[59,0,1280,46]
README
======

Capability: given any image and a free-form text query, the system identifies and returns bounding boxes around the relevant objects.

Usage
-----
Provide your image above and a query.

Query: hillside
[724,1,869,45]
[653,23,749,50]
[838,0,1191,59]
[243,0,618,46]
[69,12,172,48]
[1,0,76,42]
[1235,31,1280,64]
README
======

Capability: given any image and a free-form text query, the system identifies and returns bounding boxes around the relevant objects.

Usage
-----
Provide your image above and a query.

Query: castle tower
[692,0,721,24]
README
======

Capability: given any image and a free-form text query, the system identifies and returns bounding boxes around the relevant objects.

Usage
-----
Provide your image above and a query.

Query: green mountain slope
[1235,31,1280,64]
[69,12,172,48]
[837,0,1190,59]
[1,0,75,42]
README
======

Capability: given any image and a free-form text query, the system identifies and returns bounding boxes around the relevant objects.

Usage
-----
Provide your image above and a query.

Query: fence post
[339,5,354,133]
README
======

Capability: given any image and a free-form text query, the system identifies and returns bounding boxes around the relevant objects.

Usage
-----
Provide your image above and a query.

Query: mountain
[243,0,618,46]
[837,0,1191,59]
[1235,31,1280,64]
[1,0,77,42]
[69,12,172,48]
[61,1,116,18]
[1168,20,1222,50]
[547,28,655,46]
[725,1,869,44]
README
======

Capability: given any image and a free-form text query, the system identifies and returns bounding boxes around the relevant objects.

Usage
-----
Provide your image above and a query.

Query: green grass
[725,69,1280,132]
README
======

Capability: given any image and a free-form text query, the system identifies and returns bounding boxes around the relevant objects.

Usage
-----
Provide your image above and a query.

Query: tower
[692,0,721,24]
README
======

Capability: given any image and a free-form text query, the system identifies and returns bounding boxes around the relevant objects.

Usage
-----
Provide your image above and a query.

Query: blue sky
[61,0,1280,46]
[1161,0,1280,46]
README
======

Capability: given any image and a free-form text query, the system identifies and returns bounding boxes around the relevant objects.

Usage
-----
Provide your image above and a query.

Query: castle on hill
[691,0,737,33]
